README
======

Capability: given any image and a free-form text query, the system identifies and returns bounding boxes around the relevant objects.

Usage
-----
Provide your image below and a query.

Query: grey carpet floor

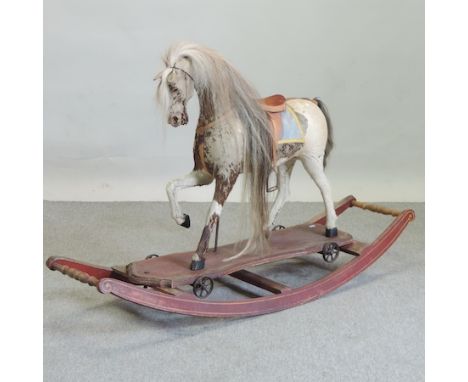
[44,201,424,382]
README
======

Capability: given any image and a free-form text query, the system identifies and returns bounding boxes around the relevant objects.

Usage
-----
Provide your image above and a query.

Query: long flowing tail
[314,98,334,167]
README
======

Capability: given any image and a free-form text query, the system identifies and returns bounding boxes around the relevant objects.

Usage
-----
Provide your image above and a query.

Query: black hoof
[190,259,205,271]
[145,253,159,260]
[180,214,191,229]
[325,227,338,237]
[272,225,286,231]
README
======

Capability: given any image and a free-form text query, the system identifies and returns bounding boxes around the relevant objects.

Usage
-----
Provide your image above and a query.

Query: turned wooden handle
[50,263,99,287]
[351,200,402,217]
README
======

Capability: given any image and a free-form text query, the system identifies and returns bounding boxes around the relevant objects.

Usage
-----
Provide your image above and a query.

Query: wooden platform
[112,223,353,288]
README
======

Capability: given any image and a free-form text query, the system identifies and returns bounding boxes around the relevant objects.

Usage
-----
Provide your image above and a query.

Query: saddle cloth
[259,95,305,146]
[275,106,305,144]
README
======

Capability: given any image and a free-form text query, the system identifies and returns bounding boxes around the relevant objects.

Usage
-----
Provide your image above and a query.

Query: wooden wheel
[322,242,339,263]
[192,277,214,299]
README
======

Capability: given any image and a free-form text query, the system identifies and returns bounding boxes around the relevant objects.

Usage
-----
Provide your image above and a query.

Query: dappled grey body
[155,42,337,270]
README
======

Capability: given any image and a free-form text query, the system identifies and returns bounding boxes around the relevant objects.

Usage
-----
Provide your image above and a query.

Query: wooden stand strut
[48,262,100,287]
[351,200,409,218]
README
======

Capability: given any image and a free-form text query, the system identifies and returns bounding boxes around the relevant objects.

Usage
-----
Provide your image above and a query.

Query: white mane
[156,42,274,251]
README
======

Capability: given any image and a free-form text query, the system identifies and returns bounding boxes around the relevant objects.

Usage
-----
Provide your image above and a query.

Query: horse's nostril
[172,116,179,124]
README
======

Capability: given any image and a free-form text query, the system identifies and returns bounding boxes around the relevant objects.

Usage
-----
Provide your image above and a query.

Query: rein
[171,65,194,82]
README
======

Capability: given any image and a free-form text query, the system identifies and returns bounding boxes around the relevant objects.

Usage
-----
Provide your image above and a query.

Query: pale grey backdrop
[44,0,424,202]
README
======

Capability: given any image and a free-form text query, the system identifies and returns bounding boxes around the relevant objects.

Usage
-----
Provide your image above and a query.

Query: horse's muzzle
[168,113,188,127]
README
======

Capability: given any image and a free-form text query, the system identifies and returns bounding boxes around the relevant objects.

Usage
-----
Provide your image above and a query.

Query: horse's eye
[168,84,177,93]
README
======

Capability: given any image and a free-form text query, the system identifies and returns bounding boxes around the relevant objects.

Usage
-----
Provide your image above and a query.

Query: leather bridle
[171,65,194,82]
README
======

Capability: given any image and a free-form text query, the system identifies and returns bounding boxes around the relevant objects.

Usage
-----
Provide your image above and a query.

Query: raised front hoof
[325,227,338,238]
[190,259,205,271]
[180,214,191,229]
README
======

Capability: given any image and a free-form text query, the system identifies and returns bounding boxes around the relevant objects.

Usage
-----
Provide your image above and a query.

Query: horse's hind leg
[166,170,213,228]
[191,173,239,270]
[268,159,296,229]
[300,154,337,237]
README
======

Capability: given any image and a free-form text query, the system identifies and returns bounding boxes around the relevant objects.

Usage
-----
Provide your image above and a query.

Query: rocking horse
[46,43,415,317]
[155,42,337,271]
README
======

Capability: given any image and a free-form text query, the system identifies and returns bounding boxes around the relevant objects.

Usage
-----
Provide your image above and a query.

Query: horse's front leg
[166,170,213,228]
[191,174,238,271]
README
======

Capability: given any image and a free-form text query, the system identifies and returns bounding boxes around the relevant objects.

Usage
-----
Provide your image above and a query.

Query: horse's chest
[194,123,243,178]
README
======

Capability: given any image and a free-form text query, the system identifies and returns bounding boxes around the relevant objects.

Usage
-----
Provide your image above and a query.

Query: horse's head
[155,58,195,127]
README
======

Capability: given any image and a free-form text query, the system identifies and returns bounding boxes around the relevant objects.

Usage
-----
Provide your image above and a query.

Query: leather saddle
[258,94,286,152]
[258,94,317,147]
[258,94,286,113]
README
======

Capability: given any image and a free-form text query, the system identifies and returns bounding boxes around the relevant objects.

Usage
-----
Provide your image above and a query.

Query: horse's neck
[193,90,244,171]
[197,91,216,127]
[196,92,238,138]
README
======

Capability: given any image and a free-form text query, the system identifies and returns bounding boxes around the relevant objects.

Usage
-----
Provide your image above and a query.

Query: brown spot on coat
[277,142,303,158]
